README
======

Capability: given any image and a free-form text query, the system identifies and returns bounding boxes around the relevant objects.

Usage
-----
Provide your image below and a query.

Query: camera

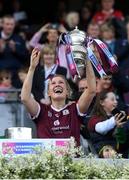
[50,23,59,29]
[112,108,127,122]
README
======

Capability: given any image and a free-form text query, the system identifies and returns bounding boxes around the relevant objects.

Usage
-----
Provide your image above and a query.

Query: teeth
[54,87,63,93]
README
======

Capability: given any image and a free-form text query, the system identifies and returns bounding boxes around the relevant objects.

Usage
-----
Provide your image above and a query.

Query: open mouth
[53,87,63,94]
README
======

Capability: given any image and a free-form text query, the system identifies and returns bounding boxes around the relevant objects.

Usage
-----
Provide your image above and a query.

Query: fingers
[115,112,125,121]
[121,111,126,116]
[32,47,39,54]
[30,48,40,68]
[118,121,126,127]
[119,115,126,122]
[32,48,40,57]
[45,23,51,27]
[115,112,126,127]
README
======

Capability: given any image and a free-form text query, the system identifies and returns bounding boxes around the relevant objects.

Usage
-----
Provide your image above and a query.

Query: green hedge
[0,146,129,179]
[0,153,129,179]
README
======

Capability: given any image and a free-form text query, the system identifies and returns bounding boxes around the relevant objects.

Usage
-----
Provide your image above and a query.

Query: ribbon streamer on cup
[56,28,118,79]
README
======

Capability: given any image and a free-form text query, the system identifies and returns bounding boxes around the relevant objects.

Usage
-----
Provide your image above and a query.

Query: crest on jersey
[48,111,52,117]
[54,120,60,126]
[63,109,69,115]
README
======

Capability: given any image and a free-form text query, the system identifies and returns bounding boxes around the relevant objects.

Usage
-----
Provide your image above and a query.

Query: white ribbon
[87,47,106,77]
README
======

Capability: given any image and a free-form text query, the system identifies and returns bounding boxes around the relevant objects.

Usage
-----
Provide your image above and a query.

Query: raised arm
[21,48,41,117]
[29,23,50,49]
[78,60,96,114]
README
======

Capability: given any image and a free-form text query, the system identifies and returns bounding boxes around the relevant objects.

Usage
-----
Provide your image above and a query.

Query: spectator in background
[99,22,126,57]
[56,0,67,25]
[89,39,129,112]
[92,0,124,25]
[18,66,28,85]
[29,23,67,50]
[96,72,128,112]
[103,22,129,110]
[65,12,80,31]
[19,30,31,53]
[79,5,92,31]
[85,73,114,117]
[88,91,126,158]
[87,22,100,38]
[32,44,67,104]
[0,70,12,89]
[0,69,16,100]
[100,23,116,55]
[115,21,129,69]
[77,78,88,99]
[96,73,113,93]
[0,15,28,71]
[12,0,28,25]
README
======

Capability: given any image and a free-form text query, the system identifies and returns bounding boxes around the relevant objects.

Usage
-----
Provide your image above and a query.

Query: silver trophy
[68,27,87,73]
[57,27,117,79]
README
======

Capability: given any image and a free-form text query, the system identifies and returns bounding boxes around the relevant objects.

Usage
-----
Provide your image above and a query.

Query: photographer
[29,22,67,50]
[87,90,127,158]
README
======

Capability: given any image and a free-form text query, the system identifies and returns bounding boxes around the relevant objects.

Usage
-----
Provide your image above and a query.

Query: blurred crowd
[1,0,129,158]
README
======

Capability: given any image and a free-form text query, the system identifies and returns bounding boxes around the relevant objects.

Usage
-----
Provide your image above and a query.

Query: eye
[51,81,56,85]
[59,80,64,84]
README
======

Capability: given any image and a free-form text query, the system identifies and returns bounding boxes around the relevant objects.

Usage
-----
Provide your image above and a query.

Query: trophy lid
[70,26,85,33]
[69,26,86,44]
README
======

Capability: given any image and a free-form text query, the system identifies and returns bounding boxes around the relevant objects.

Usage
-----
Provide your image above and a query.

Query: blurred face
[81,7,91,21]
[101,0,114,11]
[71,14,79,26]
[47,29,58,43]
[48,76,68,101]
[101,92,117,113]
[18,72,27,83]
[2,17,15,36]
[43,51,55,66]
[0,75,12,87]
[101,30,114,40]
[102,146,116,158]
[97,75,112,90]
[78,79,88,92]
[87,24,100,38]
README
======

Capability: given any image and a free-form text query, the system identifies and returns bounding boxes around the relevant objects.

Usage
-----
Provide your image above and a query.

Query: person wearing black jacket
[0,15,28,70]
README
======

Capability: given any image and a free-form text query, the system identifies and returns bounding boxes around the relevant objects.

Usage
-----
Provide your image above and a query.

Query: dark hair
[91,90,113,119]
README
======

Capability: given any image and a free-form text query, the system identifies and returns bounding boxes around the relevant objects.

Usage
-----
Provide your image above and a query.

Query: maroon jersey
[33,102,84,145]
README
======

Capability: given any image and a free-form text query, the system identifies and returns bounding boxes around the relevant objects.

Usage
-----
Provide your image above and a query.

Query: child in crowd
[0,70,16,100]
[88,90,126,158]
